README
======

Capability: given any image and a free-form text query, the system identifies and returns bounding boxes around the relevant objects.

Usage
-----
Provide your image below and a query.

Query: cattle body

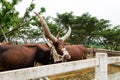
[0,42,11,46]
[35,12,88,62]
[0,44,54,71]
[65,45,87,61]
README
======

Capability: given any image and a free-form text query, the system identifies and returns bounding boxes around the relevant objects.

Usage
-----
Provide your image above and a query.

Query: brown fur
[0,44,54,72]
[53,39,88,61]
[0,42,11,46]
[66,45,87,61]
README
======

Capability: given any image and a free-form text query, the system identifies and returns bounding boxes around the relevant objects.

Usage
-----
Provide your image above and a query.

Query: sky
[15,0,120,26]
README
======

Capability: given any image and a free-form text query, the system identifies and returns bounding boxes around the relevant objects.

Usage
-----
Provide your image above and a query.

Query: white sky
[15,0,120,26]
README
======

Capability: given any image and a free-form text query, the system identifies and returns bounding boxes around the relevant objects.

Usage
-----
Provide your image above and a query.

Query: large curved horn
[41,29,52,47]
[34,12,57,42]
[60,26,71,41]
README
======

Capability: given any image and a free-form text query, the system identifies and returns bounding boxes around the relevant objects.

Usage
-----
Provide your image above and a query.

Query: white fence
[0,53,120,80]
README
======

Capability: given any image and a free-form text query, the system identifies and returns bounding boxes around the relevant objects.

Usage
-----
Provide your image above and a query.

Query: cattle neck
[35,44,54,65]
[53,41,64,55]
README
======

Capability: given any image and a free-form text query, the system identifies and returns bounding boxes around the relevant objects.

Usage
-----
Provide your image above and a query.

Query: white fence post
[95,53,108,80]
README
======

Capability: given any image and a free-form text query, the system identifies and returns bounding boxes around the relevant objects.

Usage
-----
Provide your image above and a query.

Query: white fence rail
[0,53,120,80]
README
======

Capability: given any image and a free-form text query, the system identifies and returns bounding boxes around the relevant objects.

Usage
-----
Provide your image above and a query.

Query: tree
[54,12,111,46]
[0,0,45,43]
[98,25,120,50]
[0,0,21,42]
[0,0,119,50]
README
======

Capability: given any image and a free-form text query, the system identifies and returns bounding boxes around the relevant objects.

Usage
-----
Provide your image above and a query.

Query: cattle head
[23,44,54,65]
[34,12,71,61]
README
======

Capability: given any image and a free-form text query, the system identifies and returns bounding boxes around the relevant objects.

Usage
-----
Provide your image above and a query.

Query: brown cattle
[0,42,11,46]
[35,12,88,62]
[52,39,87,62]
[0,44,54,71]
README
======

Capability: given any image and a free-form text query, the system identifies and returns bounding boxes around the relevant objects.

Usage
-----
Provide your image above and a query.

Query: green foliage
[0,0,22,41]
[0,0,119,50]
[40,7,46,13]
[55,12,74,26]
[53,12,120,50]
[98,26,120,50]
[54,12,110,44]
[0,0,46,43]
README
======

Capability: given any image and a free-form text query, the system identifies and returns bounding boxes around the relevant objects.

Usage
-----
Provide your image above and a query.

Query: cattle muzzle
[50,46,71,63]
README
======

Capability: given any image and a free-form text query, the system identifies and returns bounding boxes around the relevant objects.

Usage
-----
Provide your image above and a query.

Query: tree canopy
[0,0,120,50]
[0,0,45,43]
